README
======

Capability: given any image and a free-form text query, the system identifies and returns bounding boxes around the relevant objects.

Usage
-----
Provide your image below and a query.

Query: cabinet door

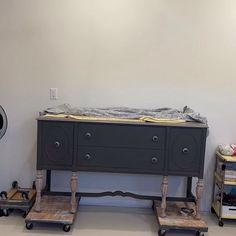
[37,121,74,170]
[167,128,205,177]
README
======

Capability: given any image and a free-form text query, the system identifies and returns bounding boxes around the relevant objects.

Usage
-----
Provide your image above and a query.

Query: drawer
[77,123,165,149]
[167,128,205,176]
[76,147,164,174]
[37,121,74,170]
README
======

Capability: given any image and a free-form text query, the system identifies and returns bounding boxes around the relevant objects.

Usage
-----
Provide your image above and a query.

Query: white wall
[0,0,236,211]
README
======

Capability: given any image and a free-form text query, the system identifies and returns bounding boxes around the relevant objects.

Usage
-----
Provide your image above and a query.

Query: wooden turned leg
[160,176,168,218]
[195,178,204,220]
[35,170,43,212]
[70,172,78,213]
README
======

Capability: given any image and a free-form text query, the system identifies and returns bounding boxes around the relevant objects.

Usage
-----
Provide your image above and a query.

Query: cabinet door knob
[152,136,159,142]
[85,132,91,139]
[182,147,189,154]
[85,154,91,160]
[151,157,158,163]
[54,141,60,148]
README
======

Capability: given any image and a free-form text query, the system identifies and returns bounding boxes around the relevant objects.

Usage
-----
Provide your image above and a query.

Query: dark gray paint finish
[77,147,164,174]
[167,128,205,177]
[37,121,74,170]
[37,119,207,178]
[77,123,165,149]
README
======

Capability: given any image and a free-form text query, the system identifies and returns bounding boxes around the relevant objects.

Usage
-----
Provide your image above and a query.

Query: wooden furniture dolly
[25,195,77,232]
[154,201,208,236]
[0,181,36,218]
[26,116,208,233]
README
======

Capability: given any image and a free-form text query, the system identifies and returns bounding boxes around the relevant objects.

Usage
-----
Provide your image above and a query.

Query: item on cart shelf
[218,144,236,156]
[179,207,194,216]
[217,160,236,181]
[224,170,236,180]
[220,191,236,206]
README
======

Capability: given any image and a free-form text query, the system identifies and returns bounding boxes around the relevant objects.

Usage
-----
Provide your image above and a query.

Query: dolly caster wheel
[26,223,33,230]
[21,191,29,200]
[12,181,18,189]
[158,229,166,236]
[0,191,7,199]
[3,209,9,217]
[218,220,224,227]
[63,224,71,232]
[196,231,204,236]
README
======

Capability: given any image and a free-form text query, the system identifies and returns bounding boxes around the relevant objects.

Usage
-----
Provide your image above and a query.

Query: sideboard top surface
[37,116,208,129]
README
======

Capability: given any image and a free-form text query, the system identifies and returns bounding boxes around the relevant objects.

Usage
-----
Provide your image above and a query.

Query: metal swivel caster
[218,220,224,227]
[196,231,204,236]
[3,209,9,217]
[12,181,18,189]
[25,222,33,230]
[63,224,71,232]
[158,229,166,236]
[0,191,7,200]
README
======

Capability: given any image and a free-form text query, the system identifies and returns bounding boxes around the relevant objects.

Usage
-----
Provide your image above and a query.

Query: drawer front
[37,121,74,169]
[76,147,164,174]
[77,123,165,149]
[167,128,204,176]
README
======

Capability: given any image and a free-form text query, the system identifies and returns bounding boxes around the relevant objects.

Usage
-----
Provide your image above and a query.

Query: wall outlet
[50,88,58,100]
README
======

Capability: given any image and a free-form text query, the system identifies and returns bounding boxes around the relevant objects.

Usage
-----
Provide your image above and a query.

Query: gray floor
[0,205,235,236]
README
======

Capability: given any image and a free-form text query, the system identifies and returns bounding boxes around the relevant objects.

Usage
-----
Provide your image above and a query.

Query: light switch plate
[50,88,58,100]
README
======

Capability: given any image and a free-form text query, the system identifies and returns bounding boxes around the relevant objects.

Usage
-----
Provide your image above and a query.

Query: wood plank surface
[0,188,36,205]
[6,189,18,199]
[155,201,208,231]
[26,195,77,224]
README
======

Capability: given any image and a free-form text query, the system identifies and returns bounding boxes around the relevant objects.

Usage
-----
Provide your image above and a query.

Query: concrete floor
[0,205,235,236]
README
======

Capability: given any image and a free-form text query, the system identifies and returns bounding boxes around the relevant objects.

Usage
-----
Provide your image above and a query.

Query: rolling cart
[0,181,36,217]
[211,151,236,226]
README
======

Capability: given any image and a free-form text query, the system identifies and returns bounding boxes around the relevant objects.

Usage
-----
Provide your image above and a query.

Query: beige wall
[1,0,236,211]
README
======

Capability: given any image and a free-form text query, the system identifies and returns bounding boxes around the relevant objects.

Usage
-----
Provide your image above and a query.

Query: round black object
[0,106,7,140]
[63,225,71,232]
[25,223,33,230]
[180,207,194,216]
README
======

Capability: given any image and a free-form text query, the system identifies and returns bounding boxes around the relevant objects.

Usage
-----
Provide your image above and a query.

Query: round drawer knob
[152,136,159,142]
[182,147,189,154]
[54,141,60,148]
[85,132,91,139]
[151,157,158,163]
[85,154,91,160]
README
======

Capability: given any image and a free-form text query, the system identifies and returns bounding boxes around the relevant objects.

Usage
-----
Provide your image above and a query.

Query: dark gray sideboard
[35,117,208,218]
